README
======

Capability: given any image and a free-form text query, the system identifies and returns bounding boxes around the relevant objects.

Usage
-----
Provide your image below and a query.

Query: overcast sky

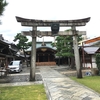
[0,0,100,43]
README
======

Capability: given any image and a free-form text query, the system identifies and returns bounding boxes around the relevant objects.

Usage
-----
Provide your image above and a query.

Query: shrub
[95,53,100,75]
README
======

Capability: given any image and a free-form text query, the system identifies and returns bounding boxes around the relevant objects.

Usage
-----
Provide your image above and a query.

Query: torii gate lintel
[16,16,90,27]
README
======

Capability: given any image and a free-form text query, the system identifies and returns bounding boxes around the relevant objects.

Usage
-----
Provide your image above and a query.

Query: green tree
[13,33,32,67]
[0,0,8,23]
[53,35,74,66]
[95,53,100,75]
[52,29,83,68]
[0,0,8,16]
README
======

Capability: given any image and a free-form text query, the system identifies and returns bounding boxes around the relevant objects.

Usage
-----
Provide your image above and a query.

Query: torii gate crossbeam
[21,31,86,37]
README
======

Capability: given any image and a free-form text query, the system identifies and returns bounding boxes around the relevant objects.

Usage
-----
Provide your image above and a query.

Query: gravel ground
[54,67,91,77]
[0,65,42,83]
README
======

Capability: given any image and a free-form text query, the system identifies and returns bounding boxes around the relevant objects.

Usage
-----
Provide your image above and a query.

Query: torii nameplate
[16,16,90,27]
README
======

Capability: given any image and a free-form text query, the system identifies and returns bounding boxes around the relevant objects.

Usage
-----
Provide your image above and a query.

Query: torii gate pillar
[72,26,82,78]
[30,27,37,81]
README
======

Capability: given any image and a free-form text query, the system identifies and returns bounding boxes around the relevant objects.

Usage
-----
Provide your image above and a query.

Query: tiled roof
[84,47,99,54]
[84,36,100,44]
[84,40,100,46]
[0,34,18,52]
[26,41,56,51]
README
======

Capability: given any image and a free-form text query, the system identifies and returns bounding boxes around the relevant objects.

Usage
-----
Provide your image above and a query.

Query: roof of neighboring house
[0,34,19,54]
[83,47,100,54]
[83,36,100,46]
[84,40,100,46]
[0,34,14,45]
[84,36,100,44]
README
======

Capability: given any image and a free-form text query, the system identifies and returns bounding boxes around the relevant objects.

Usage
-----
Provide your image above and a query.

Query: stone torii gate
[16,16,90,81]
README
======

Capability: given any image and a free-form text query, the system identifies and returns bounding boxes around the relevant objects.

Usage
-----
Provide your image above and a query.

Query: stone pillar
[72,26,82,78]
[30,26,37,81]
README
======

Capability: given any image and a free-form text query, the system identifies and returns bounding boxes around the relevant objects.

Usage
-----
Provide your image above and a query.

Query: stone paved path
[40,66,100,100]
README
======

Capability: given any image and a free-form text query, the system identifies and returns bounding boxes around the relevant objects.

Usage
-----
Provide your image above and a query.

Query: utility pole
[72,26,82,78]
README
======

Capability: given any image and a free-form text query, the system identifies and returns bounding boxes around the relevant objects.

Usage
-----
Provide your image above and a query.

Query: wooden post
[82,42,85,68]
[30,26,37,81]
[72,26,82,78]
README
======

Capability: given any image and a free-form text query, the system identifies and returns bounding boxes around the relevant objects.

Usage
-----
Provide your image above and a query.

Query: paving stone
[40,66,100,100]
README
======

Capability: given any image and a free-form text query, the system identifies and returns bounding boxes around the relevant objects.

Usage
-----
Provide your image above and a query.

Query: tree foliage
[13,33,31,50]
[51,29,83,67]
[0,0,8,16]
[95,53,100,75]
[52,29,83,58]
[13,33,32,67]
[55,36,74,57]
